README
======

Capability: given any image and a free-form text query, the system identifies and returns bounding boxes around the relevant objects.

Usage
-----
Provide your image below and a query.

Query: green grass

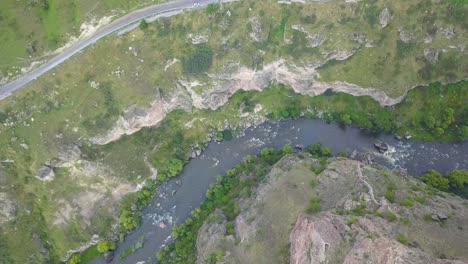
[0,0,167,77]
[80,245,100,263]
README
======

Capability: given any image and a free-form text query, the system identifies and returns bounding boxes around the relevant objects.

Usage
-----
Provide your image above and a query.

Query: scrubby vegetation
[419,169,468,198]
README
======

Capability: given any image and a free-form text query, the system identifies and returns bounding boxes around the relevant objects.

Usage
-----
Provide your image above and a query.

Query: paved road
[0,0,221,100]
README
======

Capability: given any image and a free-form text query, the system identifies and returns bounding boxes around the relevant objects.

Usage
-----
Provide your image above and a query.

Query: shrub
[396,234,409,245]
[309,179,317,188]
[337,151,347,157]
[398,196,414,208]
[206,3,219,15]
[306,143,323,157]
[423,214,433,222]
[384,210,397,222]
[307,197,321,214]
[385,188,395,203]
[139,19,149,30]
[346,217,359,226]
[401,217,411,226]
[415,196,425,204]
[68,254,81,264]
[225,222,235,236]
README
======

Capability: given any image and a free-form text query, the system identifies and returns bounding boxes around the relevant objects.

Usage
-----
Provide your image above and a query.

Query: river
[90,118,468,264]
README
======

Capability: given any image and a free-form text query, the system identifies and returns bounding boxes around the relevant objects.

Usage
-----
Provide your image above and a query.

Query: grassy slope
[0,0,166,77]
[317,0,468,96]
[0,0,466,262]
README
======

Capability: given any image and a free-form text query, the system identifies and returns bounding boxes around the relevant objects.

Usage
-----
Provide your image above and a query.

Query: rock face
[290,213,345,264]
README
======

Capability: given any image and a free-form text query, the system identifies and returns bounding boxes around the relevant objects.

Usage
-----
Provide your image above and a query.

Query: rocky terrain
[196,155,468,263]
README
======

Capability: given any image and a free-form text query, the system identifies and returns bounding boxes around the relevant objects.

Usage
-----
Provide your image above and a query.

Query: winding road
[0,0,222,100]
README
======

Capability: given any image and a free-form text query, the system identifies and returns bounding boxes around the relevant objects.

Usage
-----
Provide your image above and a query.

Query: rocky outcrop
[196,210,228,264]
[290,213,346,264]
[0,192,16,223]
[291,25,326,48]
[424,48,439,65]
[399,30,416,43]
[379,8,391,28]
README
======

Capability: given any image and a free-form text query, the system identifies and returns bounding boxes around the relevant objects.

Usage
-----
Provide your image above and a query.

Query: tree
[322,147,333,157]
[68,254,81,264]
[120,210,140,230]
[446,170,468,189]
[442,107,455,128]
[166,159,184,177]
[420,170,449,190]
[341,114,352,125]
[306,143,322,157]
[139,19,149,30]
[424,115,436,129]
[282,144,292,154]
[183,45,213,74]
[434,127,445,136]
[97,241,116,253]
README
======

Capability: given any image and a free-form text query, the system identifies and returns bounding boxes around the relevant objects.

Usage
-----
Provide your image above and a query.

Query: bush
[384,210,397,222]
[97,241,116,253]
[306,143,323,157]
[225,222,235,236]
[307,197,321,214]
[206,3,220,15]
[396,234,409,245]
[423,214,433,221]
[346,217,359,226]
[398,196,414,208]
[415,196,425,204]
[337,151,347,157]
[385,188,395,203]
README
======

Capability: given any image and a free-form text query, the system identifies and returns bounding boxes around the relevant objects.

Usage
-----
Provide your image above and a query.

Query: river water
[90,118,468,264]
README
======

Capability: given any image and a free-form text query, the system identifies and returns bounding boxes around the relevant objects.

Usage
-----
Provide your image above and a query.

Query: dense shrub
[183,45,213,74]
